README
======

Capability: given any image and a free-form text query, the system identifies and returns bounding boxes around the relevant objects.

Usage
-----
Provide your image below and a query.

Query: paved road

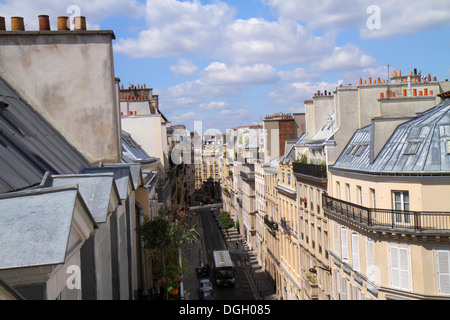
[184,206,256,300]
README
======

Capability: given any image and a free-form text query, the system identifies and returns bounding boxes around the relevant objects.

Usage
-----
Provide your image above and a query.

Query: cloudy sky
[1,0,449,133]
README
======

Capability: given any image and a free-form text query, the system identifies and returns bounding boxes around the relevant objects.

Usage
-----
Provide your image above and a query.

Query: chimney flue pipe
[11,17,25,31]
[74,16,86,30]
[57,16,70,30]
[38,15,50,31]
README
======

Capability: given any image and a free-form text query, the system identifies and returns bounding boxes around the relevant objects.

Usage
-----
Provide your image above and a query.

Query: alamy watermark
[366,5,381,30]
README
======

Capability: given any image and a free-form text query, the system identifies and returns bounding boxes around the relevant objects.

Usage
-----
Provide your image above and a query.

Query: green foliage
[219,211,234,230]
[136,206,199,299]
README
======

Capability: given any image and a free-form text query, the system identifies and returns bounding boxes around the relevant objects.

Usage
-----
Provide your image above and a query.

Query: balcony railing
[264,216,278,232]
[293,162,327,179]
[323,194,450,234]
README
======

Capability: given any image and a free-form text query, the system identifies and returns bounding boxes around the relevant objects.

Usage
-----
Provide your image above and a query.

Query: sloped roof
[122,130,159,164]
[81,164,136,199]
[332,99,450,175]
[0,75,90,193]
[0,187,94,269]
[50,174,121,223]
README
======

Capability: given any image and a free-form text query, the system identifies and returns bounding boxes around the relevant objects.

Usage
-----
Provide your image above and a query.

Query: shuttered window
[436,250,450,295]
[367,239,375,282]
[341,228,349,261]
[351,234,360,271]
[390,246,411,291]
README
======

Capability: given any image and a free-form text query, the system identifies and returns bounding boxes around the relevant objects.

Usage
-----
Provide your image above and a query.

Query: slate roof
[0,187,95,269]
[122,130,159,165]
[0,75,90,193]
[50,174,121,223]
[81,164,137,200]
[332,99,450,175]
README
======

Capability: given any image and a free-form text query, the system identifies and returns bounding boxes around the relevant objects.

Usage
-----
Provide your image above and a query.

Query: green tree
[219,211,234,230]
[137,206,199,299]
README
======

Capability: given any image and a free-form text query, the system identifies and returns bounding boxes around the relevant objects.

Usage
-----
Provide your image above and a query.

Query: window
[351,234,360,271]
[357,186,362,206]
[334,222,339,254]
[340,228,349,262]
[370,188,376,209]
[367,240,376,282]
[447,140,450,155]
[390,246,411,291]
[346,184,351,202]
[287,173,291,186]
[336,182,341,200]
[436,250,450,295]
[392,191,410,225]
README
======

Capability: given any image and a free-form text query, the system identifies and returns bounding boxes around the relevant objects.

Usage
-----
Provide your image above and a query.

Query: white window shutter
[334,222,339,254]
[351,234,360,271]
[339,274,347,300]
[367,239,375,281]
[437,250,450,295]
[333,269,338,299]
[341,228,348,261]
[390,246,400,289]
[399,247,411,291]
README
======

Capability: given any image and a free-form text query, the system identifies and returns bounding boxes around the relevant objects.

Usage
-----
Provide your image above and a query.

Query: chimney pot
[0,16,5,31]
[74,16,86,30]
[38,15,50,31]
[57,16,70,30]
[11,17,25,31]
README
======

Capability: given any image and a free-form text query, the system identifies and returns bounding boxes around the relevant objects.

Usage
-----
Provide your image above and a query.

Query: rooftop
[332,99,450,175]
[0,75,90,193]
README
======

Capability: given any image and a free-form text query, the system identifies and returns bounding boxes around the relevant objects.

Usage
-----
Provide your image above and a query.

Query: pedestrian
[236,241,239,250]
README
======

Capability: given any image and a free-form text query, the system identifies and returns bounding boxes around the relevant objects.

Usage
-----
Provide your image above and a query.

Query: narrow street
[183,205,256,300]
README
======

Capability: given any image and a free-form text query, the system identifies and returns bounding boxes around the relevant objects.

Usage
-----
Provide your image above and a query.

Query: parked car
[199,278,213,294]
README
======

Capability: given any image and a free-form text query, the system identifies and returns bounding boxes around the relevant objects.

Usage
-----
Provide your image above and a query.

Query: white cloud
[268,80,343,109]
[219,17,335,66]
[360,0,450,39]
[265,0,450,39]
[316,44,377,72]
[263,0,366,30]
[203,62,279,85]
[170,59,199,77]
[114,0,235,58]
[199,101,228,110]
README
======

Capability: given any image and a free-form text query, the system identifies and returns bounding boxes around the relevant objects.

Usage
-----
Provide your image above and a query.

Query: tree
[136,206,199,299]
[219,211,235,240]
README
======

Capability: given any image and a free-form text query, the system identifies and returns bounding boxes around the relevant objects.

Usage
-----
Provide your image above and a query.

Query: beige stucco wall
[0,31,121,164]
[121,115,168,170]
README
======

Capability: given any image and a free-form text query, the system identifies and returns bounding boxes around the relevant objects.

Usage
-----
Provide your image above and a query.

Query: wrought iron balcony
[293,162,327,179]
[323,194,450,234]
[264,216,278,232]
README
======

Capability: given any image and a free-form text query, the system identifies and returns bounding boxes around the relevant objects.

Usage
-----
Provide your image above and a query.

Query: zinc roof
[332,99,450,175]
[0,75,90,193]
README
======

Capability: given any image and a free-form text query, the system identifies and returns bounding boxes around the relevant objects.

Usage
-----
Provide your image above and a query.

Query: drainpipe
[135,201,149,299]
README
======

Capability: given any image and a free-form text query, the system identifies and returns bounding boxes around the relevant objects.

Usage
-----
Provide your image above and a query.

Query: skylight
[403,140,421,155]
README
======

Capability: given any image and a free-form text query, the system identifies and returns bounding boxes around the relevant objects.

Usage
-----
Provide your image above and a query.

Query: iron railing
[323,194,450,233]
[293,162,327,179]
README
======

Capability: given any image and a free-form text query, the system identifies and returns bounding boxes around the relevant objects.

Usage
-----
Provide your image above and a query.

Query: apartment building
[0,15,187,300]
[325,97,450,300]
[262,157,281,295]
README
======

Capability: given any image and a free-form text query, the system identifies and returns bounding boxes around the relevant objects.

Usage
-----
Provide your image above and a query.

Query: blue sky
[1,0,449,133]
